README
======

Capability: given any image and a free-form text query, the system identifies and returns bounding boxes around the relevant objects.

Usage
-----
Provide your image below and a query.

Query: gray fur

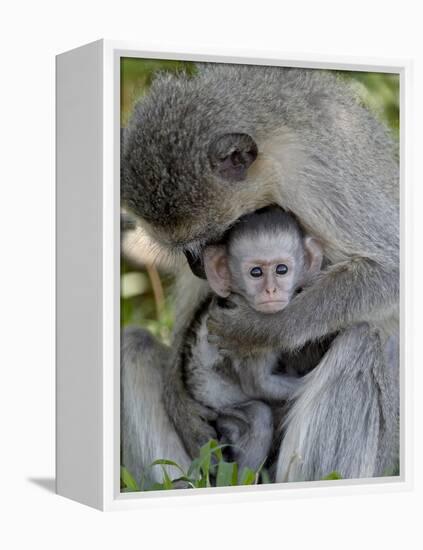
[217,401,273,471]
[121,63,399,482]
[276,324,399,481]
[226,207,305,246]
[179,297,301,470]
[121,327,191,484]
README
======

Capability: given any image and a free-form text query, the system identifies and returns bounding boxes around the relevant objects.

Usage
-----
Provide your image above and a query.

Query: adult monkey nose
[184,249,207,279]
[184,233,228,280]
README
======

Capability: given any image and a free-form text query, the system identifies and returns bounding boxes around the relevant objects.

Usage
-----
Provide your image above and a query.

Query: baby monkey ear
[303,236,323,279]
[203,245,231,298]
[208,133,258,182]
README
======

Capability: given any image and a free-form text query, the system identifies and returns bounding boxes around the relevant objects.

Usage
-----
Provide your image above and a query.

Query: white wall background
[0,1,421,548]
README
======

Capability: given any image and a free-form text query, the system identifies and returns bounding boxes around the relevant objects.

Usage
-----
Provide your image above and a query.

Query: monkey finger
[193,424,218,452]
[207,315,233,337]
[207,335,232,356]
[196,403,218,422]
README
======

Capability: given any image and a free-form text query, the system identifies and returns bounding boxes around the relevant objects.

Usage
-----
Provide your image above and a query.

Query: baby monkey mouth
[257,300,287,305]
[257,299,289,306]
[255,300,289,313]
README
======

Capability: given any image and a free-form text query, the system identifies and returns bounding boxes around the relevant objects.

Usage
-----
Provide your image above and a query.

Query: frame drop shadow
[28,477,56,494]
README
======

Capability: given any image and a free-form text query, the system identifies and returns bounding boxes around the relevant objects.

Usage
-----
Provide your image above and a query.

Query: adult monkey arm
[208,255,399,353]
[204,104,399,353]
[207,96,398,352]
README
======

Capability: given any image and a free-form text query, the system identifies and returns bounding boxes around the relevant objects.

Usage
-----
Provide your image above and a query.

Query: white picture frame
[56,39,412,511]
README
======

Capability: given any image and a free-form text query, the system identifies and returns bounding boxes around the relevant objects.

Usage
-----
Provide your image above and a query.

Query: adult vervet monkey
[121,64,399,483]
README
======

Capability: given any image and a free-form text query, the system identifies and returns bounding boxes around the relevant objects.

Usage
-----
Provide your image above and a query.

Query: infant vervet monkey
[179,207,323,470]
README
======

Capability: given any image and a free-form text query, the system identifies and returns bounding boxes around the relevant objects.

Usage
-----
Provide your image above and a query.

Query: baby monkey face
[230,234,301,313]
[203,212,322,313]
[240,254,297,313]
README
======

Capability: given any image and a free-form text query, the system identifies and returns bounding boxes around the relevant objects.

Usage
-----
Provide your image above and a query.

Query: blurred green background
[120,59,399,341]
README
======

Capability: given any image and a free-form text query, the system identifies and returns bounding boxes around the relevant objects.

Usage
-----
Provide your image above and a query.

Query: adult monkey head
[123,129,261,276]
[121,66,299,275]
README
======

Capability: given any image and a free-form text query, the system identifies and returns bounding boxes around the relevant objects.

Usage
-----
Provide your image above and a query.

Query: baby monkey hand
[207,294,267,356]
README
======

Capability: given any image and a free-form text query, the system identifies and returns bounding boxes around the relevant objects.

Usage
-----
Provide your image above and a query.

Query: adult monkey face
[121,72,279,275]
[122,130,264,262]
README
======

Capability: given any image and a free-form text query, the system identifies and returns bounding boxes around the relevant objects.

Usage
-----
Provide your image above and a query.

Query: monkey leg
[121,326,191,486]
[275,323,399,482]
[216,401,274,472]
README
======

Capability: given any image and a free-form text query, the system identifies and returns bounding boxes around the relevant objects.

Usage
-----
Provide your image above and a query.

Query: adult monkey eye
[276,264,288,275]
[250,267,263,278]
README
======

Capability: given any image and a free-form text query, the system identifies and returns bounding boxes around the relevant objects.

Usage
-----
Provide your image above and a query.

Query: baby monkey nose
[265,287,277,295]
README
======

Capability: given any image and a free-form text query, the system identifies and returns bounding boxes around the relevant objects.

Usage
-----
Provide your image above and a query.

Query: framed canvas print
[56,40,411,511]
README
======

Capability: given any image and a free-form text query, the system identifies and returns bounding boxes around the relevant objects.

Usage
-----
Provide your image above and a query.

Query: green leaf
[150,459,187,476]
[322,471,343,480]
[197,439,227,486]
[160,466,174,490]
[187,457,202,479]
[208,439,224,462]
[260,468,271,484]
[382,464,400,477]
[216,461,238,487]
[120,466,140,491]
[199,441,213,483]
[195,477,209,488]
[239,467,257,485]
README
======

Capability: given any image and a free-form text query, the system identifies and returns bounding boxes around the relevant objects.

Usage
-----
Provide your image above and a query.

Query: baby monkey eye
[276,264,288,275]
[250,267,263,278]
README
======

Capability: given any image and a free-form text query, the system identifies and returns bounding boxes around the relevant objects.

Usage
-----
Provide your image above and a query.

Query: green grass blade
[260,468,271,484]
[160,466,174,489]
[216,461,238,487]
[150,459,187,476]
[120,466,140,491]
[239,467,257,485]
[322,471,343,480]
[187,457,201,479]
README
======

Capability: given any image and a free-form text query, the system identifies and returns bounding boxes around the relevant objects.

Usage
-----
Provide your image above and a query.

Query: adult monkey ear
[203,245,231,297]
[302,236,323,281]
[209,133,258,182]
